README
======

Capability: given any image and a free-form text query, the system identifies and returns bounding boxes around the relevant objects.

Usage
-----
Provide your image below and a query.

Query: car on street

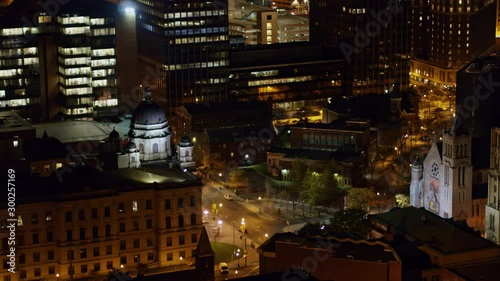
[219,262,229,274]
[223,194,234,200]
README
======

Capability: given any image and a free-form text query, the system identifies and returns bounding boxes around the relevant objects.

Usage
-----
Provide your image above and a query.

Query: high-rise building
[0,0,120,122]
[134,0,230,117]
[410,0,496,87]
[309,0,411,95]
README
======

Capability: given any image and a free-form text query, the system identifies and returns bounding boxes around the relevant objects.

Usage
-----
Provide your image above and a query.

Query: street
[202,179,330,279]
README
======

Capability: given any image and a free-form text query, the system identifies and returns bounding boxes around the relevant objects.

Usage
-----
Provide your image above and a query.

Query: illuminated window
[0,90,4,97]
[132,201,138,212]
[17,215,23,226]
[12,140,18,147]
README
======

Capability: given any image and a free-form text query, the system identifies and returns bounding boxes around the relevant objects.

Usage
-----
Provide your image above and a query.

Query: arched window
[153,143,159,153]
[190,214,196,226]
[139,143,144,153]
[185,150,189,157]
[178,215,184,227]
[131,156,136,163]
[165,217,171,229]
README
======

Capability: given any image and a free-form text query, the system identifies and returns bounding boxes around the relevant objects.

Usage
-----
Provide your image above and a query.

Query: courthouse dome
[131,87,166,125]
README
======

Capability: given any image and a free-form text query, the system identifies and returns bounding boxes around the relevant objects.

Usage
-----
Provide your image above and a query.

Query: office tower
[0,0,119,122]
[134,0,230,117]
[410,0,496,87]
[310,0,410,95]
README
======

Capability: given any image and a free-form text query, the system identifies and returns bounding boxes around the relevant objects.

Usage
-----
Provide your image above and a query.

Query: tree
[296,222,325,237]
[346,188,376,210]
[329,208,371,238]
[303,169,338,207]
[395,193,410,207]
[290,159,308,201]
[209,152,225,171]
[229,168,245,191]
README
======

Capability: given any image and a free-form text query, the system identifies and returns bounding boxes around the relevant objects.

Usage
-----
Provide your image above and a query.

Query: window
[80,248,87,258]
[34,268,41,277]
[134,254,140,262]
[119,222,125,232]
[146,219,152,229]
[107,261,113,269]
[78,210,85,220]
[146,199,152,210]
[20,270,26,279]
[104,207,110,217]
[190,214,196,226]
[66,211,72,222]
[19,254,25,264]
[32,214,38,224]
[94,263,100,272]
[147,237,153,247]
[148,252,154,261]
[133,221,139,230]
[179,251,185,259]
[67,250,74,261]
[106,245,112,255]
[191,233,198,243]
[92,208,98,219]
[33,252,40,262]
[120,240,126,250]
[32,233,39,244]
[67,230,73,241]
[190,196,196,206]
[45,212,52,222]
[118,202,125,213]
[4,275,11,281]
[167,253,173,261]
[132,200,138,212]
[48,266,55,274]
[133,238,140,248]
[81,264,88,273]
[92,226,98,238]
[48,250,54,260]
[178,198,184,208]
[166,217,171,229]
[47,230,53,242]
[93,247,99,257]
[120,256,127,264]
[178,215,184,227]
[165,199,171,210]
[179,235,185,245]
[80,227,86,240]
[167,237,172,247]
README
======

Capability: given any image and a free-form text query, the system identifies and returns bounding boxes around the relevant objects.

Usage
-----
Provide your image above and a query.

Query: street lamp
[217,220,222,236]
[218,173,223,189]
[180,256,183,270]
[219,203,223,217]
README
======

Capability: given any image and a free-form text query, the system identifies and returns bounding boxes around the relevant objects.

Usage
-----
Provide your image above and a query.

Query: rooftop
[34,121,112,143]
[0,111,35,134]
[206,125,274,144]
[268,147,362,163]
[291,118,370,132]
[449,259,500,281]
[259,232,399,263]
[369,207,497,254]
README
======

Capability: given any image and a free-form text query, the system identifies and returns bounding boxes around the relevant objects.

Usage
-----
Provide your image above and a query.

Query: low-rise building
[257,232,402,281]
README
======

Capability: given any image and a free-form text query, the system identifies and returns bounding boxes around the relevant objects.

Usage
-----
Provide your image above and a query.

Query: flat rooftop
[0,110,35,134]
[370,207,497,254]
[34,121,112,143]
[450,259,500,281]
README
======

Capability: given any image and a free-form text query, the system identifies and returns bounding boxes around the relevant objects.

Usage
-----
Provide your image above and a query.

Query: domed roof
[126,141,137,150]
[179,135,193,147]
[109,127,119,139]
[131,99,166,125]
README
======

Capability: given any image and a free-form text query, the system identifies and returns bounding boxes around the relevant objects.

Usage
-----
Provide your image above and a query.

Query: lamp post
[219,172,223,189]
[180,256,183,270]
[232,221,236,258]
[241,219,247,266]
[219,203,223,218]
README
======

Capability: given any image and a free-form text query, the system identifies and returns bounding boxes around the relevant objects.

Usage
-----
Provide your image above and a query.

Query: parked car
[219,262,229,274]
[223,194,234,200]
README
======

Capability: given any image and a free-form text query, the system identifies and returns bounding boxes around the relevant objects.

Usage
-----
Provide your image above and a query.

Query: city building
[456,54,500,139]
[410,0,496,87]
[0,0,120,122]
[310,0,410,95]
[267,147,364,187]
[369,207,500,281]
[257,232,402,281]
[485,127,500,244]
[229,42,345,110]
[134,0,230,117]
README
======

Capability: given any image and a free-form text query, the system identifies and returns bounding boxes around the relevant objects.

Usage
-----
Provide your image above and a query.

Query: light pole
[241,219,247,266]
[232,221,236,258]
[219,172,223,189]
[219,203,223,218]
[180,256,183,270]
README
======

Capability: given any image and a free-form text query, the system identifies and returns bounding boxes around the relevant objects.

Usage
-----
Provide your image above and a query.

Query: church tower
[410,154,423,208]
[441,122,472,221]
[389,82,402,123]
[485,128,500,244]
[177,134,196,170]
[194,226,215,281]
